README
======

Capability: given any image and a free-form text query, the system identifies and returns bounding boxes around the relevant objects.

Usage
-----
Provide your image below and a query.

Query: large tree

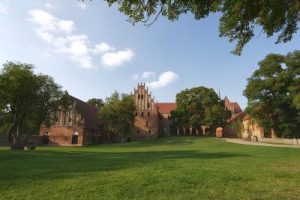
[171,86,231,135]
[0,62,67,149]
[99,92,136,140]
[101,0,300,55]
[87,98,104,109]
[244,51,300,138]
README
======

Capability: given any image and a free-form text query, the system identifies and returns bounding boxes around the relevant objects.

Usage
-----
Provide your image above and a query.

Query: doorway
[71,135,78,144]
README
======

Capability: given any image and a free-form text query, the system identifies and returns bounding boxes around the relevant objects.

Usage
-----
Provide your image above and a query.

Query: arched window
[135,112,138,117]
[141,112,144,117]
[147,103,150,108]
[141,95,143,99]
[148,112,150,117]
[146,120,148,127]
[138,94,140,99]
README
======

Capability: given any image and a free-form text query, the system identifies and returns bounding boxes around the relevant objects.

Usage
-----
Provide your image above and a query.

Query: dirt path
[223,138,300,148]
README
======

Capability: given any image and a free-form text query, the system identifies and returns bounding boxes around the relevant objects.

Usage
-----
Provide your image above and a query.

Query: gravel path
[223,138,300,148]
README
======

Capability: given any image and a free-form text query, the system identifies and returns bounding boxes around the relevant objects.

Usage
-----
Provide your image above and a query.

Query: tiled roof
[231,102,242,113]
[155,103,177,114]
[69,95,103,130]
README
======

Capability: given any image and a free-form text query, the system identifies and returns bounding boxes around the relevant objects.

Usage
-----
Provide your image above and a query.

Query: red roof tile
[231,102,242,113]
[69,95,103,130]
[155,103,177,114]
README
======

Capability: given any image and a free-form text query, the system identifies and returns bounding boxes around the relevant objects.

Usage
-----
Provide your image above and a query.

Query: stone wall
[258,138,300,145]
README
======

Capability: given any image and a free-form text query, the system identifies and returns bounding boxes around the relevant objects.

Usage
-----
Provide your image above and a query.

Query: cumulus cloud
[28,9,134,69]
[147,71,179,89]
[101,49,134,69]
[28,9,75,34]
[94,42,115,54]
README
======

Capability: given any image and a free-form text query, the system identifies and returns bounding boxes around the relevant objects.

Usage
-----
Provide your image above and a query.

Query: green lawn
[0,137,300,200]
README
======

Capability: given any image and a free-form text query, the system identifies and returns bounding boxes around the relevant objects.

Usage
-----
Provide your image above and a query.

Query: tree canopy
[102,0,300,55]
[244,50,300,138]
[99,92,136,139]
[171,86,231,134]
[87,98,104,109]
[0,62,67,149]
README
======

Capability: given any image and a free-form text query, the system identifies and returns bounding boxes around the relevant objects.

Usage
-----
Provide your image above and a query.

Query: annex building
[39,95,106,146]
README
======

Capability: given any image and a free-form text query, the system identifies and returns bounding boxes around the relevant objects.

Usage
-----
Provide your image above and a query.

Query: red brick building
[155,103,177,135]
[132,83,177,138]
[224,96,243,116]
[40,95,105,146]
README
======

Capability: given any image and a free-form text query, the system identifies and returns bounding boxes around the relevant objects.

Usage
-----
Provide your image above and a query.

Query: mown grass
[0,137,299,200]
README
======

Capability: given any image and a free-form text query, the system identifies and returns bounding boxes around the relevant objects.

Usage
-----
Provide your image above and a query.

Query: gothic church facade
[132,83,176,139]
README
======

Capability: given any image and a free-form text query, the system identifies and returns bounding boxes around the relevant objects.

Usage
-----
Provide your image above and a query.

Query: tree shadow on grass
[0,149,250,189]
[104,136,210,148]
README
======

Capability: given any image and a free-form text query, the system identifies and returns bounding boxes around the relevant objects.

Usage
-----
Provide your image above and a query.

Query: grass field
[0,137,300,200]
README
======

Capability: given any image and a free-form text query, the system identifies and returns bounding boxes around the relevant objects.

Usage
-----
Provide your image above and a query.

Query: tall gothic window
[141,112,144,117]
[147,103,150,108]
[138,94,140,99]
[146,120,148,127]
[141,95,143,99]
[148,112,150,117]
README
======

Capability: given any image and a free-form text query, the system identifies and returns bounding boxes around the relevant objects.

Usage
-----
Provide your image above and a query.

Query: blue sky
[0,0,299,109]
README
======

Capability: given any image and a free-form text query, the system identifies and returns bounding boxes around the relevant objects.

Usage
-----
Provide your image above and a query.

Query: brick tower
[132,83,158,138]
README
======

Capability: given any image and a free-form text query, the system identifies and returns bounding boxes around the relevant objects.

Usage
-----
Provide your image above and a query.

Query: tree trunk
[7,116,17,147]
[10,125,23,150]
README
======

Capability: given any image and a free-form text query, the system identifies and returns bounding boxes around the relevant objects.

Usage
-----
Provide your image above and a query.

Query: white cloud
[94,42,115,54]
[57,20,75,33]
[28,9,134,69]
[147,71,179,89]
[101,49,134,69]
[28,9,75,34]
